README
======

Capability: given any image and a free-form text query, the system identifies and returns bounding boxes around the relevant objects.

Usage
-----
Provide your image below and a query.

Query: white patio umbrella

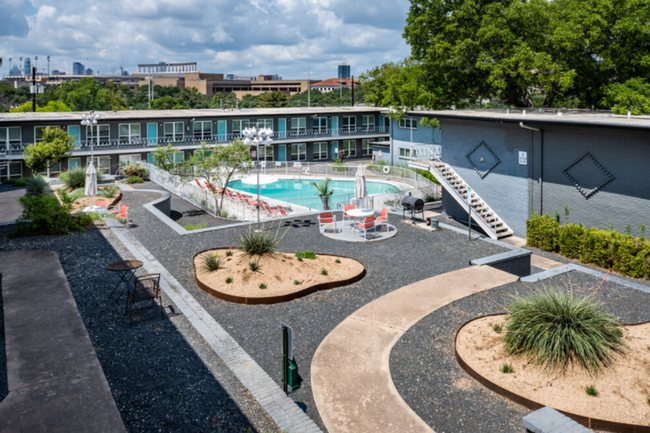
[355,164,367,202]
[85,162,98,209]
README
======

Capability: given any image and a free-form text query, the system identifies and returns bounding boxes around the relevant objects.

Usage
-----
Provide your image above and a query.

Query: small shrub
[295,251,317,260]
[14,177,29,187]
[259,283,267,289]
[526,214,560,252]
[183,222,208,231]
[335,258,341,263]
[220,209,229,218]
[126,175,143,184]
[238,226,278,257]
[200,254,221,272]
[492,323,503,333]
[12,194,92,237]
[25,176,48,197]
[501,363,514,374]
[321,269,328,275]
[60,167,103,190]
[98,184,119,198]
[585,385,599,396]
[122,162,149,179]
[225,277,233,284]
[249,259,261,272]
[1,177,16,184]
[297,257,303,262]
[414,168,440,184]
[293,279,300,285]
[225,250,233,257]
[503,289,626,373]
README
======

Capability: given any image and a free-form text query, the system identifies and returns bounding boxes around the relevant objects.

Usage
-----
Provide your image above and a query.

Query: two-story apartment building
[0,107,390,178]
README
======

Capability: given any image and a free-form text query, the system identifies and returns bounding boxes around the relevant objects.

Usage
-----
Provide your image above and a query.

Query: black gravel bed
[391,270,650,433]
[0,275,7,403]
[0,224,278,433]
[0,183,24,194]
[118,188,510,429]
[127,181,236,229]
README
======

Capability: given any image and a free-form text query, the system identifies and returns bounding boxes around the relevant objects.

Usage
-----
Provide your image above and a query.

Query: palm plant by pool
[311,178,335,210]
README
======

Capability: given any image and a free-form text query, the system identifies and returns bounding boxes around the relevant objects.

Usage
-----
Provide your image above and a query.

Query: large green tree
[23,128,76,174]
[366,0,650,112]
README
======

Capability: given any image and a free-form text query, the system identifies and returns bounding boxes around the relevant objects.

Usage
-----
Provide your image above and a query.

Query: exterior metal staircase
[408,145,513,240]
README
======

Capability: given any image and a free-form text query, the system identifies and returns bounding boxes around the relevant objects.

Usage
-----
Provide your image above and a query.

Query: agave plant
[311,178,335,210]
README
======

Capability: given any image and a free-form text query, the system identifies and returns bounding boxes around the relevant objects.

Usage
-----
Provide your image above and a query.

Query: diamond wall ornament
[563,152,615,199]
[466,141,501,179]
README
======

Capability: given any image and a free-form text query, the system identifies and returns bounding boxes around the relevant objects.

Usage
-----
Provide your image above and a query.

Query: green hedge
[527,215,650,279]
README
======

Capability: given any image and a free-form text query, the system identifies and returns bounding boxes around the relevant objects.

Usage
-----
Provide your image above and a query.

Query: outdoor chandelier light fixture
[242,126,274,226]
[81,110,102,160]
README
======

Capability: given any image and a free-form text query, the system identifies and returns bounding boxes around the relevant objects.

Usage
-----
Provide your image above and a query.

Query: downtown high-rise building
[338,63,351,79]
[72,62,85,75]
[23,57,32,75]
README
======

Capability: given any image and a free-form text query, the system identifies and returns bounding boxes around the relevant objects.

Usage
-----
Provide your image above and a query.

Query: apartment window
[90,156,111,174]
[362,139,372,156]
[86,125,110,142]
[164,122,184,141]
[119,123,141,144]
[399,148,411,159]
[68,157,81,171]
[362,115,375,130]
[260,145,274,161]
[291,143,306,161]
[290,118,306,134]
[232,119,250,135]
[342,140,356,157]
[313,117,327,133]
[34,126,59,142]
[0,127,21,150]
[193,120,212,139]
[313,142,327,160]
[119,154,142,167]
[0,161,22,178]
[256,119,273,129]
[342,116,356,132]
[399,118,417,129]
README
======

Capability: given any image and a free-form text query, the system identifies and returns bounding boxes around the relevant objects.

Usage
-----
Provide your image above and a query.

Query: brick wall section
[440,118,650,237]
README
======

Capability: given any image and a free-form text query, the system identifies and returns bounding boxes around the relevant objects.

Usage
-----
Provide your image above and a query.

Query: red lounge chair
[354,216,376,238]
[108,201,122,214]
[116,205,128,219]
[95,199,108,208]
[375,208,389,231]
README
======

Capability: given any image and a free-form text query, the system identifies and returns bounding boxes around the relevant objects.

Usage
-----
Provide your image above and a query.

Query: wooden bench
[522,406,592,433]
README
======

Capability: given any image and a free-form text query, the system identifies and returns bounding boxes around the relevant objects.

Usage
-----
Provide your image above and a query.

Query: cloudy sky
[0,0,411,80]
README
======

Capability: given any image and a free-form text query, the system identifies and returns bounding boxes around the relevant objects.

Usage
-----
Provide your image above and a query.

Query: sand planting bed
[194,248,365,304]
[456,315,650,429]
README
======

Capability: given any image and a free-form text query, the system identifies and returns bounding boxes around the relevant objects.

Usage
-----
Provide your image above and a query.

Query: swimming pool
[228,178,402,210]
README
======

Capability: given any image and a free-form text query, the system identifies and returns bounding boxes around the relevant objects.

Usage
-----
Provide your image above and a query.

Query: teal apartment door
[68,125,80,147]
[378,115,385,132]
[331,116,338,136]
[217,121,227,140]
[331,141,339,160]
[278,145,286,161]
[278,119,286,138]
[147,123,157,145]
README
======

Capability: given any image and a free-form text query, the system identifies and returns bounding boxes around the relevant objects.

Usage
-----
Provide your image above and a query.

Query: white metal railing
[144,161,441,222]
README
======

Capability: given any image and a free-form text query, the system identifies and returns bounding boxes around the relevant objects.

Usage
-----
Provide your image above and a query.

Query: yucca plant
[98,184,119,198]
[238,226,278,257]
[586,385,599,396]
[249,259,261,272]
[503,289,626,374]
[200,254,221,272]
[311,178,335,210]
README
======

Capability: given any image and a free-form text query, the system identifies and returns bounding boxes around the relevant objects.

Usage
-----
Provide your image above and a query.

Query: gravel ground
[127,181,236,229]
[118,187,509,429]
[0,275,6,403]
[391,271,650,433]
[0,224,279,433]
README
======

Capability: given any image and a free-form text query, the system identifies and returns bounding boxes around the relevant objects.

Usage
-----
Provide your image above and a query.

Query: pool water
[228,178,402,210]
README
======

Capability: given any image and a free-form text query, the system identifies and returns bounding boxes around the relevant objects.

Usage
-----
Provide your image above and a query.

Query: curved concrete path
[311,265,519,433]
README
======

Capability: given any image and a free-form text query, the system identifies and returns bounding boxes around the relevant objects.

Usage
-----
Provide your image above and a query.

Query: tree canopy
[362,0,650,113]
[23,128,76,174]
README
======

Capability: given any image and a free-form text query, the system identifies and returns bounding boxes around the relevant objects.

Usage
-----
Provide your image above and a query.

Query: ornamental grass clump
[237,221,292,257]
[503,289,626,374]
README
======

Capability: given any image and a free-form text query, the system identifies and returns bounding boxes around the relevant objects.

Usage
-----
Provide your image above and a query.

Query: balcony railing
[1,126,389,155]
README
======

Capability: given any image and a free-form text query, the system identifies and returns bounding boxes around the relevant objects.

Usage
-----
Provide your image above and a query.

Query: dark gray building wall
[440,119,532,236]
[439,118,650,238]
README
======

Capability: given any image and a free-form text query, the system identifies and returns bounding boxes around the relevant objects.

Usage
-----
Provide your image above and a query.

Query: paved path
[0,187,24,223]
[311,265,519,433]
[0,250,126,433]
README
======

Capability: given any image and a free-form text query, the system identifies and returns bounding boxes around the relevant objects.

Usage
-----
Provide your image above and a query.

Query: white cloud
[0,0,410,79]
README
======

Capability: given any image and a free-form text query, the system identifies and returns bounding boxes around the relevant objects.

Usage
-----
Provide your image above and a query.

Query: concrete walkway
[311,265,519,433]
[0,250,126,433]
[0,187,24,223]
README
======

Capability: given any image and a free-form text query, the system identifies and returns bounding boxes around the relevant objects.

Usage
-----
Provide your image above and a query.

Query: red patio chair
[319,212,336,231]
[343,203,355,224]
[108,201,122,215]
[375,208,389,231]
[95,199,108,208]
[116,205,128,220]
[354,216,376,238]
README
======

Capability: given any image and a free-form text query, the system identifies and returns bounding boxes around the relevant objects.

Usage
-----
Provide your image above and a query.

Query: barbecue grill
[402,195,425,220]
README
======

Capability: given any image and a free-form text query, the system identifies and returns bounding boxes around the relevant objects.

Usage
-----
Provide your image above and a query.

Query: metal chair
[126,273,163,324]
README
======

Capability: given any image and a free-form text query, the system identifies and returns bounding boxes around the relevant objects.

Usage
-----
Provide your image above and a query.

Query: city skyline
[0,0,411,80]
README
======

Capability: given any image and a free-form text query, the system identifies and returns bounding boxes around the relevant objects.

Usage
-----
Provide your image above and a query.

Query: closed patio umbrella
[85,162,98,208]
[355,164,367,202]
